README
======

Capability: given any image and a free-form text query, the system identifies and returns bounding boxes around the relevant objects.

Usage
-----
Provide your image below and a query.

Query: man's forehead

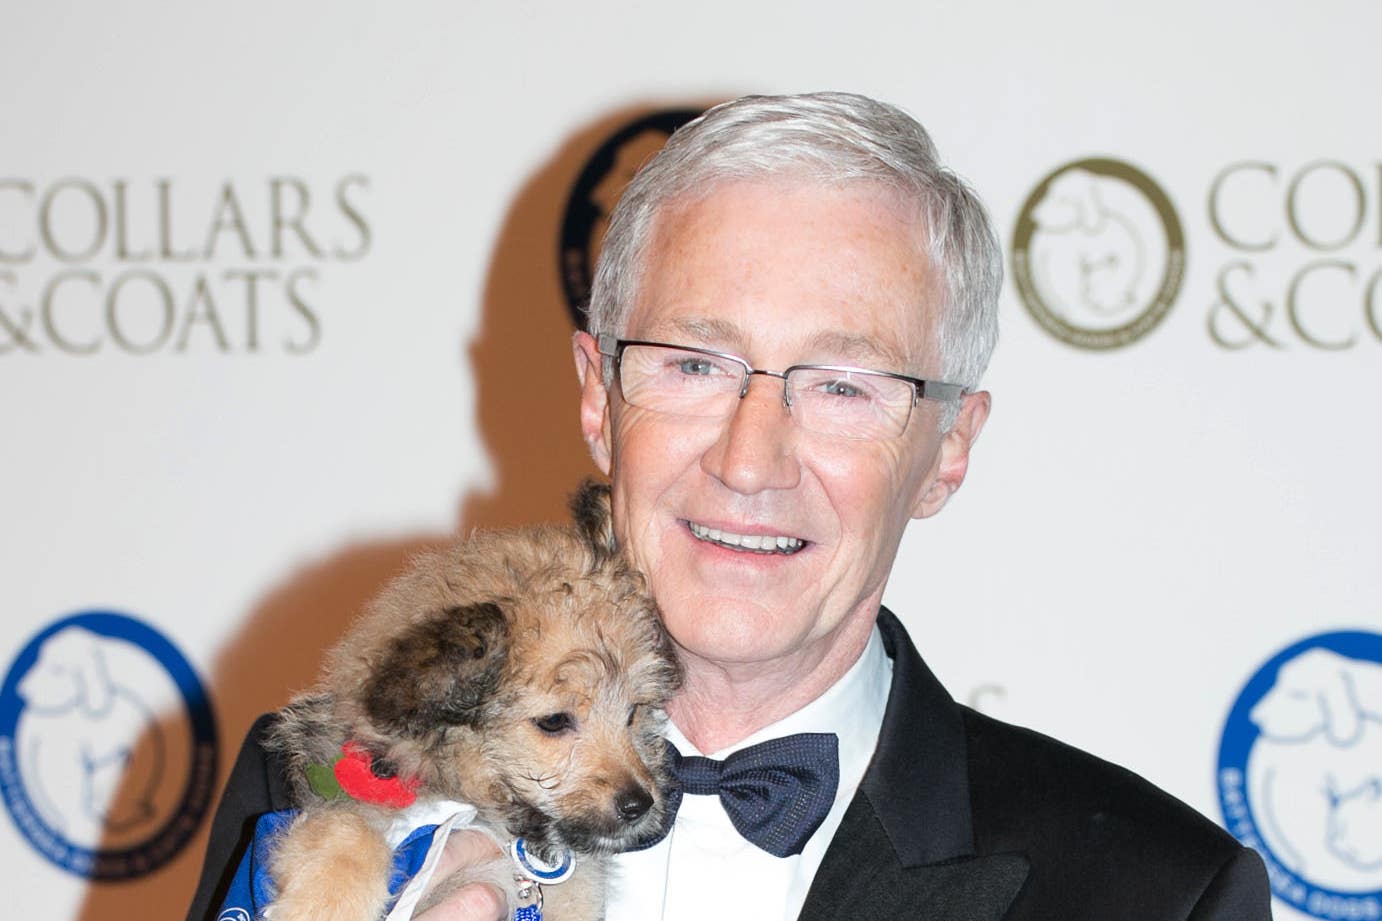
[626,178,940,371]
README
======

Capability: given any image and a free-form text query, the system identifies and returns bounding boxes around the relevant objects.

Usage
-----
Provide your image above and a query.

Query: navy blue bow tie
[638,733,840,858]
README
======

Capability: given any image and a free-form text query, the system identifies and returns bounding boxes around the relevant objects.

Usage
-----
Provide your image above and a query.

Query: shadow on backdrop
[70,100,707,921]
[462,102,704,532]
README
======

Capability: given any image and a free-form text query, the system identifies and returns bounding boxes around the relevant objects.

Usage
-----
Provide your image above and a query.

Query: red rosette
[333,741,420,809]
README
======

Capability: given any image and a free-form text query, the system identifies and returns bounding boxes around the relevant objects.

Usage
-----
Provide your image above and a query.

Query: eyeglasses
[598,335,965,440]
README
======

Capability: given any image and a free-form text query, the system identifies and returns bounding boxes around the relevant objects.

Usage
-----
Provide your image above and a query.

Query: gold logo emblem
[1012,158,1185,350]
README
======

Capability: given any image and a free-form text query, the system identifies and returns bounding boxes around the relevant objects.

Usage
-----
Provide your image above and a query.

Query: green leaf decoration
[306,762,345,801]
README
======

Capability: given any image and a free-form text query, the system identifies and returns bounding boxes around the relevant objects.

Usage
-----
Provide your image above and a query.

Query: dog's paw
[268,810,393,921]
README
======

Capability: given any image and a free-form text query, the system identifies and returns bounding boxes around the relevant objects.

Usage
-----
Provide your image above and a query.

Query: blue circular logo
[1218,630,1382,919]
[0,611,218,879]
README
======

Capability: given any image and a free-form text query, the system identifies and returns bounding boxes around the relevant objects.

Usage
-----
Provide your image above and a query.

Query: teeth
[688,521,804,554]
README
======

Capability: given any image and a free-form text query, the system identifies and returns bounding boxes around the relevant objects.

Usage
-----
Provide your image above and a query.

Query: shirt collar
[666,624,892,784]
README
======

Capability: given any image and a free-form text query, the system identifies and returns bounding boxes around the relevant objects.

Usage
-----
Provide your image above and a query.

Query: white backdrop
[1,3,1378,920]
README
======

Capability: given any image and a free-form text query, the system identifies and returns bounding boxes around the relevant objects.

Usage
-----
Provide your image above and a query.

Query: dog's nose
[615,785,654,823]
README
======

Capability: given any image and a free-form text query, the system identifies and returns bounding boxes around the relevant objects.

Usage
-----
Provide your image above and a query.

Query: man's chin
[664,611,810,668]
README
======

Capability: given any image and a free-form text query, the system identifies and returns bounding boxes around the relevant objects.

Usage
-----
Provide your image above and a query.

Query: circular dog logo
[0,611,218,879]
[1012,158,1185,350]
[559,108,703,327]
[1218,630,1382,919]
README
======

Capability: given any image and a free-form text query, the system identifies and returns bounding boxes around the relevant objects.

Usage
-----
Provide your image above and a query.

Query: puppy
[262,482,679,921]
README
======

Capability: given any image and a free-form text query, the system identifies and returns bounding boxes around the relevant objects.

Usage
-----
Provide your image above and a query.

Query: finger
[415,881,507,921]
[427,829,504,885]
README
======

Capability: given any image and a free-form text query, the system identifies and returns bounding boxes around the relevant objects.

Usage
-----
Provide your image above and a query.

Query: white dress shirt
[605,626,893,921]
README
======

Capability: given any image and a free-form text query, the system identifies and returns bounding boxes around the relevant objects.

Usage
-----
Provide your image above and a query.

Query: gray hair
[585,92,1002,422]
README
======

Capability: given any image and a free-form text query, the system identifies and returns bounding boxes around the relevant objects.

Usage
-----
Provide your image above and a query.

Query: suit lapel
[799,796,1028,921]
[797,608,1030,920]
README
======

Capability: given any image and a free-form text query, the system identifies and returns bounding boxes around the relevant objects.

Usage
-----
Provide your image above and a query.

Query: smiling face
[575,179,989,686]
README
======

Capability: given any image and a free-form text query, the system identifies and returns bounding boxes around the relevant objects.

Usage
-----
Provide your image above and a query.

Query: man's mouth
[687,521,806,555]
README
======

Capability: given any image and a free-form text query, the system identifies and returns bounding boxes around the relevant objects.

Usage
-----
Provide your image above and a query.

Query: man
[186,93,1272,921]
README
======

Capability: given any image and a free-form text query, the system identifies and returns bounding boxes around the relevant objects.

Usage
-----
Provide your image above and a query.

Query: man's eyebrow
[646,316,744,347]
[805,331,910,371]
[640,317,911,370]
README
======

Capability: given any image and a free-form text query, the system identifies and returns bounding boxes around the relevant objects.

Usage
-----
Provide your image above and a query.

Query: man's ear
[573,331,613,475]
[912,390,991,519]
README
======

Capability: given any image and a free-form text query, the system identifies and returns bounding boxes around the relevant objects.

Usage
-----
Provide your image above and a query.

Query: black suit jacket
[798,609,1271,921]
[185,608,1272,921]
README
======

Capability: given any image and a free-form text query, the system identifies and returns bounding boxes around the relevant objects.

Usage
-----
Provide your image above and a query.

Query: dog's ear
[363,602,509,736]
[571,479,616,559]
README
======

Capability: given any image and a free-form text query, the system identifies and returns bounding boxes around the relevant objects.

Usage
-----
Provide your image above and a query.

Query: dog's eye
[627,705,638,727]
[533,712,574,734]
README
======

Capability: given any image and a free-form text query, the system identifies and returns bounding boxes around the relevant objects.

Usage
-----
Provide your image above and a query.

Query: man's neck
[666,610,877,754]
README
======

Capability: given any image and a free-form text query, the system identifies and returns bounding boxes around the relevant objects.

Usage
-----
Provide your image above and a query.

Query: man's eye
[821,379,868,399]
[676,357,714,375]
[533,712,574,734]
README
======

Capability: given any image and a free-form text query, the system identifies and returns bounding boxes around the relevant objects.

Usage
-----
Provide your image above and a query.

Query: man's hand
[414,829,507,921]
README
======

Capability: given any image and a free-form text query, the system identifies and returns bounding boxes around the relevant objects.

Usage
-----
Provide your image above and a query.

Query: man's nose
[699,375,801,494]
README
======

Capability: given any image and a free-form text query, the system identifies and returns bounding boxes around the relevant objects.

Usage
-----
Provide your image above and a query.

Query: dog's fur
[263,483,680,921]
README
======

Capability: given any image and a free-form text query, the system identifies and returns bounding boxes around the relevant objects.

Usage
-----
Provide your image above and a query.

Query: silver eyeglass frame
[596,334,966,424]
